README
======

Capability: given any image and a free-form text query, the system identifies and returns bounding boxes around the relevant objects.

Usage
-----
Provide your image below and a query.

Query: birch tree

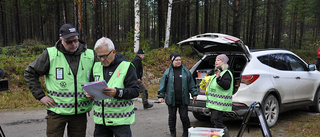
[134,0,140,53]
[164,0,172,48]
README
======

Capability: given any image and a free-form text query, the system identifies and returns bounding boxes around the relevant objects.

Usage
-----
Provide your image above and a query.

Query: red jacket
[318,47,320,58]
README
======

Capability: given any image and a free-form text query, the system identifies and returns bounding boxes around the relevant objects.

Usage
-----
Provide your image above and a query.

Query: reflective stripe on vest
[206,70,233,112]
[92,61,135,126]
[46,47,94,115]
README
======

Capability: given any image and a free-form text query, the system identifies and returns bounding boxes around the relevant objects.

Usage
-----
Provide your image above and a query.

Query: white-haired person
[86,37,139,137]
[206,54,233,137]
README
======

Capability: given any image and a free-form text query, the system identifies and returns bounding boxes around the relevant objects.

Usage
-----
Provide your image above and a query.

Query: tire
[192,112,210,121]
[310,89,320,113]
[262,95,279,127]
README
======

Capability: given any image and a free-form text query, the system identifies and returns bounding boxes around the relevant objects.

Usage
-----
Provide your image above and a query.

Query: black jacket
[90,54,140,99]
[24,39,89,100]
[131,55,143,79]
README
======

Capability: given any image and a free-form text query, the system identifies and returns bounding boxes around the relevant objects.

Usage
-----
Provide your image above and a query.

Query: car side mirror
[308,64,316,71]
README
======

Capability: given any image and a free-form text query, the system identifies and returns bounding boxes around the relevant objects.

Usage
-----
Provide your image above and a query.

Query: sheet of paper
[82,81,111,101]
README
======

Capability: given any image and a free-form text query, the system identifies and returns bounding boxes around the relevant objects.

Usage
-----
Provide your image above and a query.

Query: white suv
[178,33,320,127]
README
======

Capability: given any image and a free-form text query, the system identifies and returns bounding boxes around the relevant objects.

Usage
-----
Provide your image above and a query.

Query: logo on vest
[94,75,100,81]
[60,81,67,88]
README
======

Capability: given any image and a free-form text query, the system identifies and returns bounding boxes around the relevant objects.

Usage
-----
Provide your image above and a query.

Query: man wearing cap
[158,52,198,137]
[131,49,153,109]
[24,23,95,137]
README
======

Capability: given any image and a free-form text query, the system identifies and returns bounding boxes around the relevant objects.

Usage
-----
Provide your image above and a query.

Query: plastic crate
[196,69,212,79]
[188,127,224,137]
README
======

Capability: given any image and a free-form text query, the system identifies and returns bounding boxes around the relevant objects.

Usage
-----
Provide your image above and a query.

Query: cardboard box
[188,127,224,137]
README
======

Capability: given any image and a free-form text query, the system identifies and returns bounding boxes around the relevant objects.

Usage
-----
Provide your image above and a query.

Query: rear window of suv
[257,53,307,71]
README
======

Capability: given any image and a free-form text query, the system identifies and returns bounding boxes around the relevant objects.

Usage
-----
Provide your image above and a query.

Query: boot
[181,130,188,137]
[223,127,230,137]
[170,130,176,137]
[143,103,153,109]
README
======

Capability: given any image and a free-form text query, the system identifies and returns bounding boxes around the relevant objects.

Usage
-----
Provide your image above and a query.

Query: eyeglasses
[97,50,113,60]
[64,39,79,45]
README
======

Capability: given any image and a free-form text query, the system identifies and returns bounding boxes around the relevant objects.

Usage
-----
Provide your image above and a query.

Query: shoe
[181,130,188,137]
[170,130,176,137]
[143,103,153,109]
[134,107,137,110]
[223,127,230,137]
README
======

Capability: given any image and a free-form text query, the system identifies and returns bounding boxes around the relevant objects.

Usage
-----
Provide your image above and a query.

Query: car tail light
[241,75,260,85]
[224,36,240,42]
[232,103,247,107]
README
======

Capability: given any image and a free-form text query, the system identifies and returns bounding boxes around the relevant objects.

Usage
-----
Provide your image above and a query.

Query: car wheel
[262,95,279,127]
[192,112,210,121]
[310,89,320,113]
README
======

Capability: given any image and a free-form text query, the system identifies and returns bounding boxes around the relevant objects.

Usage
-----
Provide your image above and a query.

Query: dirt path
[0,99,319,137]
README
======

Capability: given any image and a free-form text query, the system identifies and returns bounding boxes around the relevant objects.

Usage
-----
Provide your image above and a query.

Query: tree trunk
[92,0,101,42]
[164,0,172,48]
[225,0,229,34]
[299,0,305,49]
[274,0,284,48]
[0,0,7,47]
[293,3,298,48]
[106,0,110,38]
[13,0,21,44]
[204,0,208,33]
[55,0,60,39]
[158,0,164,47]
[264,0,271,49]
[74,1,78,31]
[249,0,257,48]
[194,0,199,35]
[134,0,140,53]
[146,0,149,40]
[62,0,68,23]
[78,0,83,39]
[84,0,89,45]
[218,0,222,33]
[186,0,190,37]
[232,0,240,37]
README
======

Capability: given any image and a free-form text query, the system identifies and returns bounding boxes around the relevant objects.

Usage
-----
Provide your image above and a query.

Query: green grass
[0,40,318,108]
[1,40,320,136]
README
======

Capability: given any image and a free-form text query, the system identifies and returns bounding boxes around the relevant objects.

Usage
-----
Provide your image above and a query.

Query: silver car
[178,33,320,127]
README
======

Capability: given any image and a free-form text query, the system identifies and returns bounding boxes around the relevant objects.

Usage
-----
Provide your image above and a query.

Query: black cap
[59,24,79,39]
[170,52,181,62]
[137,49,144,54]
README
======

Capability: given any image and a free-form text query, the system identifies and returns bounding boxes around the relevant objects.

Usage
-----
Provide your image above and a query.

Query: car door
[268,53,296,103]
[286,54,317,101]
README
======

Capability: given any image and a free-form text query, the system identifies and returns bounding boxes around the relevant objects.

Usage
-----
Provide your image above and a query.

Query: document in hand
[81,81,111,101]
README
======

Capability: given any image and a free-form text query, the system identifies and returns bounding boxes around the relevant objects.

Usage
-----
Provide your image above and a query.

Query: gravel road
[0,98,316,137]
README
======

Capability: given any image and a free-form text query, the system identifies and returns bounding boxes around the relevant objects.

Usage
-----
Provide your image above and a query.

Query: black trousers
[316,58,320,70]
[94,124,132,137]
[209,109,225,128]
[167,104,191,131]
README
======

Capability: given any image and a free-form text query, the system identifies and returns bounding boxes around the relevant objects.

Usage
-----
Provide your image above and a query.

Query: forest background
[0,0,320,108]
[1,0,320,50]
